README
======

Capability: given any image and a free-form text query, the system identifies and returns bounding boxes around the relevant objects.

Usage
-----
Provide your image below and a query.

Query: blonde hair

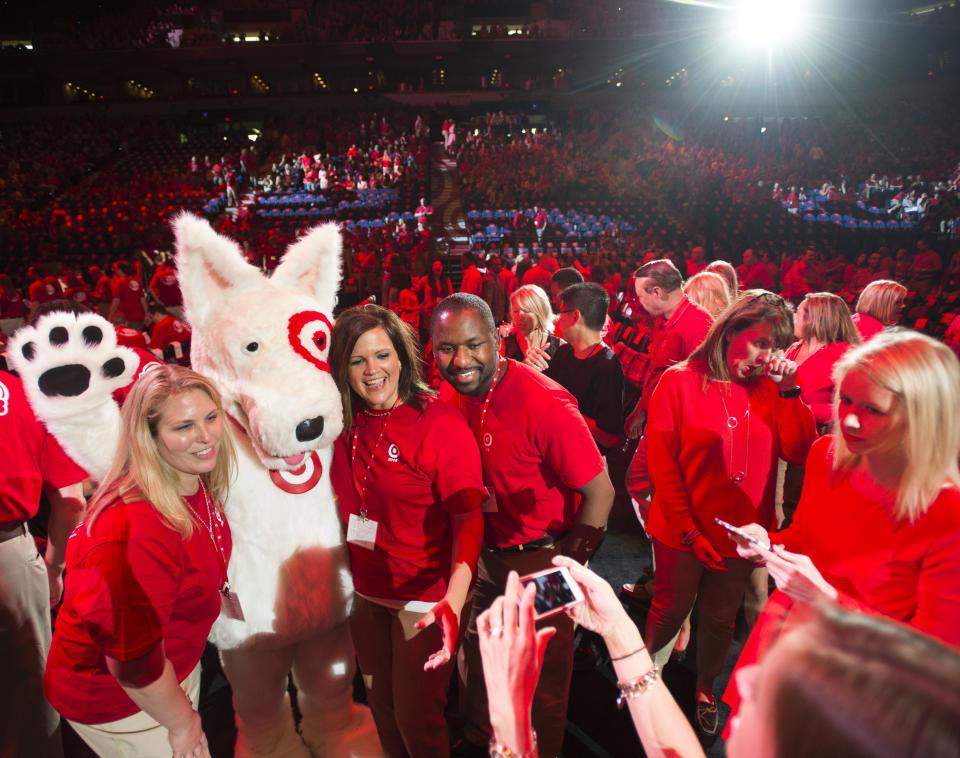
[799,293,861,345]
[831,329,960,522]
[87,364,237,537]
[705,259,739,297]
[684,271,731,317]
[856,280,907,325]
[510,284,556,334]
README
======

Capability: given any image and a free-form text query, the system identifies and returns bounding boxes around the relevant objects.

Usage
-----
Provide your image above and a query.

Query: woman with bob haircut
[779,293,860,523]
[725,330,960,725]
[683,271,731,318]
[643,290,817,737]
[476,558,960,758]
[501,284,562,369]
[328,304,485,758]
[45,364,237,758]
[852,279,907,341]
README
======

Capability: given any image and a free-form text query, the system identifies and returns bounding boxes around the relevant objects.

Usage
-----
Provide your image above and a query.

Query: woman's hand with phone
[717,519,772,561]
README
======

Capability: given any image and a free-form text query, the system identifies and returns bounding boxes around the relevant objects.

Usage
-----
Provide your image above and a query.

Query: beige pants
[0,527,63,758]
[68,663,201,758]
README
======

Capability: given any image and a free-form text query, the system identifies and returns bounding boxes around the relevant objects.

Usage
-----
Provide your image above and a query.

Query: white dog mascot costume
[11,213,381,758]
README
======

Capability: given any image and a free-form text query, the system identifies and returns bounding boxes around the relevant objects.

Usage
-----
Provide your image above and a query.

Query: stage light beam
[733,0,805,48]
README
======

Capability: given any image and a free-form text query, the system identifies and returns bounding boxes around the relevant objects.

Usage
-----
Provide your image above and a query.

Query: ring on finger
[489,625,504,638]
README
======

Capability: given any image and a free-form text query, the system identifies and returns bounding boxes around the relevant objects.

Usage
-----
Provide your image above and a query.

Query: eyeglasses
[556,309,577,315]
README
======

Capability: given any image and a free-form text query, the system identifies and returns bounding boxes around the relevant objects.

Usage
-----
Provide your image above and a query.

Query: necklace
[718,384,750,484]
[182,480,229,590]
[351,395,401,520]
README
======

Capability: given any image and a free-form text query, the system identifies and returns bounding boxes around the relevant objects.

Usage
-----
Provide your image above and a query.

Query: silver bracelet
[616,665,661,709]
[489,730,538,758]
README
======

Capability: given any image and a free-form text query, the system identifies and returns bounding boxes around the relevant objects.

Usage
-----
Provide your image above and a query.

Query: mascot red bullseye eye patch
[288,311,333,372]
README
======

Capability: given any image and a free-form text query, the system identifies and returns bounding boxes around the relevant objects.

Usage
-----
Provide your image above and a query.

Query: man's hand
[45,560,64,608]
[522,344,551,372]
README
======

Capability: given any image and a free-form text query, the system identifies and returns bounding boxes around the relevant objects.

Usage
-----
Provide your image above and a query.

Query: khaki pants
[68,664,201,758]
[0,527,63,758]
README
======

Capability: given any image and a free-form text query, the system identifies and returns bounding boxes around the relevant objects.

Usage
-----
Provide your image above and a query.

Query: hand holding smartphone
[714,517,771,551]
[517,566,585,620]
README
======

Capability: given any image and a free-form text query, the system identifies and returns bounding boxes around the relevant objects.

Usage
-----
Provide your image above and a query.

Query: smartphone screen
[518,567,583,619]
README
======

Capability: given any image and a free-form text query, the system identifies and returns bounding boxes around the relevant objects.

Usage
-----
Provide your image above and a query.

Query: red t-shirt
[148,315,191,351]
[447,360,605,548]
[639,297,713,413]
[114,325,147,350]
[93,276,113,303]
[111,277,146,321]
[331,397,485,602]
[45,489,231,723]
[0,371,87,523]
[0,287,26,319]
[784,341,853,427]
[149,269,183,307]
[29,277,63,304]
[64,286,94,308]
[738,261,773,290]
[646,364,817,556]
[852,312,884,342]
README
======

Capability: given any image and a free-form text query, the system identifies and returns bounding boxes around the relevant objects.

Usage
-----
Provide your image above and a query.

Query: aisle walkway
[428,142,471,256]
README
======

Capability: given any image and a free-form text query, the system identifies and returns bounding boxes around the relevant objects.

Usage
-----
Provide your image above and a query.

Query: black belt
[0,522,26,543]
[485,531,568,554]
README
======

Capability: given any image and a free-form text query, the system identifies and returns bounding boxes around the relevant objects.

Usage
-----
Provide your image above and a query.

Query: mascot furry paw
[173,213,380,758]
[9,310,138,481]
[12,215,381,758]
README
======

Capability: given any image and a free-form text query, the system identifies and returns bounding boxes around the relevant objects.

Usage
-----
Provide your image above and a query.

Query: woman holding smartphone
[643,290,817,737]
[724,330,960,722]
[479,559,960,758]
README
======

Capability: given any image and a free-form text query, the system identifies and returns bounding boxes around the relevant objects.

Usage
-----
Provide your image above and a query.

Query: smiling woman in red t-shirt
[329,304,485,758]
[45,364,237,758]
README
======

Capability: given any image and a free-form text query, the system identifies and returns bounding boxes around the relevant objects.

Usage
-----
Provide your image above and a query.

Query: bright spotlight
[734,0,805,48]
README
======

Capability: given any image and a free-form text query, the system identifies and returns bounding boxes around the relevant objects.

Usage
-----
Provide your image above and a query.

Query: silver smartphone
[518,566,585,620]
[714,517,771,550]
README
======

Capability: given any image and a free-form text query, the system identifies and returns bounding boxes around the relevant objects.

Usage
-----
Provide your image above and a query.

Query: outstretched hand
[415,598,459,671]
[550,555,631,638]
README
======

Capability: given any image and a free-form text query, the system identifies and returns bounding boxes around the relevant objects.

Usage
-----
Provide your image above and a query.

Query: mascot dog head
[174,213,343,471]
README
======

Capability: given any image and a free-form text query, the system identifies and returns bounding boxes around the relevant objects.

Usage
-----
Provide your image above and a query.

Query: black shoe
[695,695,719,737]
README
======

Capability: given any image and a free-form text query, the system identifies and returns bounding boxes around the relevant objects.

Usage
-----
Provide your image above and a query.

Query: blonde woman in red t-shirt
[724,330,960,728]
[45,364,237,758]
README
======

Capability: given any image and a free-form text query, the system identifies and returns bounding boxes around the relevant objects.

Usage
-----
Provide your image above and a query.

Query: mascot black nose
[296,416,324,442]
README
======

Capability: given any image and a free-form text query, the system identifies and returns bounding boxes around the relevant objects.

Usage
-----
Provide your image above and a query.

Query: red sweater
[774,436,960,645]
[646,364,817,556]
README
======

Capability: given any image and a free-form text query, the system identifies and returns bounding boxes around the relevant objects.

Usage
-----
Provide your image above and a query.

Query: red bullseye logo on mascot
[270,450,323,494]
[288,310,333,373]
